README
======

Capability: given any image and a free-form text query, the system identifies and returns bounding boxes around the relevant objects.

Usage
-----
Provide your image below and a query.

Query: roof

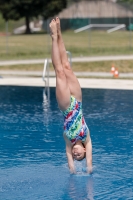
[58,0,133,18]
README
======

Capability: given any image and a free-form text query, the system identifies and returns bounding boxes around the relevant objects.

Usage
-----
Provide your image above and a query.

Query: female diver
[49,17,92,174]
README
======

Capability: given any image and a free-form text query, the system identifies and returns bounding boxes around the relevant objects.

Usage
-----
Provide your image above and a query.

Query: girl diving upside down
[49,17,92,174]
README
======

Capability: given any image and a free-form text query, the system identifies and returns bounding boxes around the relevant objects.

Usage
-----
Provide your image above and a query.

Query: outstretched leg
[49,19,70,111]
[56,17,82,102]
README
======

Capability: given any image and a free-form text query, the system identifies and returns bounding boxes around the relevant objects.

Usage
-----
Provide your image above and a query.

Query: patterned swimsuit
[62,96,89,145]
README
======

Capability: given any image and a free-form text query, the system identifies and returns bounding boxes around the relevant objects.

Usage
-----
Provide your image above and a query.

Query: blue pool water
[0,86,133,200]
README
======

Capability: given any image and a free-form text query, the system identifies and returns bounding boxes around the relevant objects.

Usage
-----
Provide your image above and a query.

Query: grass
[0,30,133,60]
[0,34,50,60]
[1,60,133,73]
[71,60,133,73]
[0,27,133,74]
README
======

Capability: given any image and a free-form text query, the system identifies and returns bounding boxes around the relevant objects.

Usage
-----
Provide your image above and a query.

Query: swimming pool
[0,86,133,199]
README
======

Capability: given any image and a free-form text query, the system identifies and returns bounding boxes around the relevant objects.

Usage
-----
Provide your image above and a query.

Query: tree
[117,0,133,6]
[117,0,133,11]
[118,0,133,2]
[0,0,67,34]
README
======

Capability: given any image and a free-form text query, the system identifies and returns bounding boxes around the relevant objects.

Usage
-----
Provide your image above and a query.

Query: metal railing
[42,59,50,101]
[66,51,72,67]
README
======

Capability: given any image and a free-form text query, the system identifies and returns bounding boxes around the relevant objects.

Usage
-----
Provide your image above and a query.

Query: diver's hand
[87,165,93,174]
[70,168,76,174]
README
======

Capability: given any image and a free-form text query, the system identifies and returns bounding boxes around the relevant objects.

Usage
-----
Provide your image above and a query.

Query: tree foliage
[117,0,133,11]
[117,0,133,4]
[42,0,67,19]
[118,0,133,2]
[0,0,67,33]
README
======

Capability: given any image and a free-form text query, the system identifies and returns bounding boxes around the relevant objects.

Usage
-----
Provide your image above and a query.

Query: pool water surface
[0,86,133,200]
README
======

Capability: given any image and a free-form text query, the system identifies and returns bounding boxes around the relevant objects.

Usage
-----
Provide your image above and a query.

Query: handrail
[42,59,48,83]
[42,59,50,100]
[66,51,72,67]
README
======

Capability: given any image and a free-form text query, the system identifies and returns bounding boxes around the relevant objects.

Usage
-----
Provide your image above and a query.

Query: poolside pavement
[0,55,133,90]
[0,76,133,90]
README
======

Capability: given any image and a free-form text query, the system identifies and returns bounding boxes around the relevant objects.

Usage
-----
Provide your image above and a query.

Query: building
[58,0,133,18]
[43,0,133,31]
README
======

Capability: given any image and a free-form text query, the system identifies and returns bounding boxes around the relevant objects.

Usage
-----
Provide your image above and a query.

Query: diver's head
[72,141,86,161]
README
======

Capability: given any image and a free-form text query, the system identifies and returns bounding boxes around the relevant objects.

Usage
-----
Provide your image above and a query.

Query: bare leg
[49,19,70,110]
[56,17,82,102]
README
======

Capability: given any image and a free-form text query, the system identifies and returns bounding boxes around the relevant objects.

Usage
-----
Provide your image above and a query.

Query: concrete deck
[0,55,133,89]
[0,77,133,90]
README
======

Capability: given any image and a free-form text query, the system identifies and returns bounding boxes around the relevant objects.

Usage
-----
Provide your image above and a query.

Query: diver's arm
[86,137,92,173]
[64,134,75,173]
[66,145,76,174]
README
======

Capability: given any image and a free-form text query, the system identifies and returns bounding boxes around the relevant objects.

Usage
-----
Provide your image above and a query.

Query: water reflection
[63,174,94,200]
[42,88,50,126]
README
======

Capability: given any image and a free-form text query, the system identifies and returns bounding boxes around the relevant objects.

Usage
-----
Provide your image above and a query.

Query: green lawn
[1,60,133,73]
[0,27,133,73]
[0,30,133,60]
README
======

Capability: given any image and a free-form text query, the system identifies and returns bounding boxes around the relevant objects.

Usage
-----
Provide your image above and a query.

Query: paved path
[0,70,133,78]
[0,55,133,66]
[0,77,133,90]
[0,55,133,89]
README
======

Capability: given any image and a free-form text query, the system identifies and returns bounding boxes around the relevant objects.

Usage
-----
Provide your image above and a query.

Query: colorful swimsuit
[62,96,89,145]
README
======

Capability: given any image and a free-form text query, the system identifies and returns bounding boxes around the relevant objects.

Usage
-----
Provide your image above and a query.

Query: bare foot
[49,19,57,39]
[56,17,61,37]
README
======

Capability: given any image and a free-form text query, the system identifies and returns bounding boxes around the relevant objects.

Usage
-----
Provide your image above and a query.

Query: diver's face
[72,143,86,160]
